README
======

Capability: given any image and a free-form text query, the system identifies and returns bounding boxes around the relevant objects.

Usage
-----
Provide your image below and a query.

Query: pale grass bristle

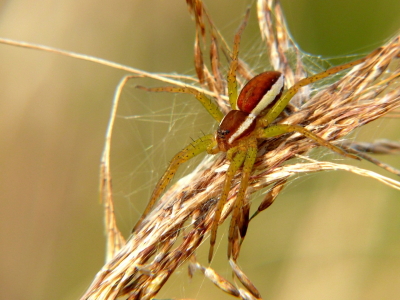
[79,1,400,300]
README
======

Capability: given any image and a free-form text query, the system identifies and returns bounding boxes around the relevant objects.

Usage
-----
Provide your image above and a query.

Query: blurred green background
[0,0,399,299]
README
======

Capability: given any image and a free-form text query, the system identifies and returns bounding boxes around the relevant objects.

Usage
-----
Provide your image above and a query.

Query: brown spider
[134,14,380,263]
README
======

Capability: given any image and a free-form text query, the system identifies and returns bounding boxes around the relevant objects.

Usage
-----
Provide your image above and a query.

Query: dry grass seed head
[82,1,400,299]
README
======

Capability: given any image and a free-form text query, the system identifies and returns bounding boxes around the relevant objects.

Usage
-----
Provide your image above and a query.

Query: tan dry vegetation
[0,0,399,299]
[82,0,400,299]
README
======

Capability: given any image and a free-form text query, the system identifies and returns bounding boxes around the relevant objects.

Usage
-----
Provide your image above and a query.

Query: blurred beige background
[0,0,399,299]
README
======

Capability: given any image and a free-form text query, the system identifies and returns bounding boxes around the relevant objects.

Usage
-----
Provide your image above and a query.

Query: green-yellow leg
[261,124,360,160]
[227,140,257,259]
[209,149,246,263]
[227,9,249,110]
[133,134,217,232]
[261,48,382,126]
[137,86,224,122]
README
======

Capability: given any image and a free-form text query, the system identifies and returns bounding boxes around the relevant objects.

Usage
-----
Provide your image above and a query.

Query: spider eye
[217,129,230,137]
[237,71,284,116]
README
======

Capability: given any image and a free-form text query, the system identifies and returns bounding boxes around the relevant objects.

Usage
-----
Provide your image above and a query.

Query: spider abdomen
[237,71,284,117]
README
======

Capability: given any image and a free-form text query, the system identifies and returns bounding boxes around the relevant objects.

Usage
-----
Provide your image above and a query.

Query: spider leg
[261,47,382,126]
[227,139,257,260]
[227,8,250,110]
[209,148,246,262]
[261,124,360,160]
[238,198,250,242]
[133,134,217,232]
[137,85,224,122]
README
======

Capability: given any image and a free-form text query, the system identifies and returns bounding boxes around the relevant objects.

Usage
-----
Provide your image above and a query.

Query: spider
[134,15,379,262]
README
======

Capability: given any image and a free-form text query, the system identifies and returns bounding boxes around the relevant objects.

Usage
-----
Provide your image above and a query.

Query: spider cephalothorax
[134,16,380,262]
